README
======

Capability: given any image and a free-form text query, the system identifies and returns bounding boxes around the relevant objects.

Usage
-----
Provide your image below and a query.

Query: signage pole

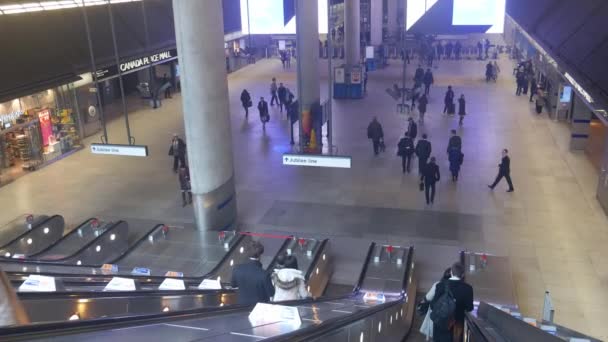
[295,0,304,152]
[327,0,333,153]
[401,0,407,110]
[81,1,108,144]
[140,0,156,104]
[107,2,135,145]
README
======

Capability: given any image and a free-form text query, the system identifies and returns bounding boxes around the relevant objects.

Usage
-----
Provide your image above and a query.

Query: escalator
[10,236,330,324]
[0,243,416,342]
[0,215,65,258]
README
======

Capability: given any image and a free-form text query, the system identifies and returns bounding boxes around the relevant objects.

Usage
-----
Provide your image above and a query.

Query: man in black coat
[423,69,434,96]
[231,241,275,305]
[168,134,186,173]
[421,157,440,205]
[430,262,474,342]
[407,117,418,140]
[258,97,270,130]
[367,117,384,156]
[447,130,462,153]
[277,83,288,113]
[415,134,432,175]
[397,132,415,173]
[488,149,514,192]
[414,65,425,87]
[443,86,455,114]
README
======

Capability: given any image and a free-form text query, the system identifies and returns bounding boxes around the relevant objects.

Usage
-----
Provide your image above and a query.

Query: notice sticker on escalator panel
[104,277,136,291]
[19,275,56,292]
[131,267,151,276]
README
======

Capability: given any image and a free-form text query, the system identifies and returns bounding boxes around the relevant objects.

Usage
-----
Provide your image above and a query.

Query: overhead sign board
[91,143,149,157]
[96,49,177,81]
[283,154,352,169]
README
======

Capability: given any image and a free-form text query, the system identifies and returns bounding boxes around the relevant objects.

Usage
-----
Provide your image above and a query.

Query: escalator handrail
[107,224,165,264]
[34,220,126,264]
[354,242,376,292]
[304,239,328,281]
[464,312,495,342]
[5,232,249,285]
[264,235,295,272]
[264,247,415,342]
[0,215,60,250]
[17,287,237,300]
[25,218,94,258]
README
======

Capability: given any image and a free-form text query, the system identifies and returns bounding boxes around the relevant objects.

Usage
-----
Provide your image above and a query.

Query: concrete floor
[0,54,607,339]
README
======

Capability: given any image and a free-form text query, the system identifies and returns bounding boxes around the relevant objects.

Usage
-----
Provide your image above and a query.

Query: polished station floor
[0,50,607,339]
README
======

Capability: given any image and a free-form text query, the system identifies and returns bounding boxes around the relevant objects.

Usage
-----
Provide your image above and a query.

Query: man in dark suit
[407,117,418,141]
[367,117,384,156]
[422,157,440,205]
[168,134,186,173]
[430,262,474,342]
[415,134,432,175]
[230,241,275,305]
[488,149,514,192]
[447,130,462,153]
[397,132,415,173]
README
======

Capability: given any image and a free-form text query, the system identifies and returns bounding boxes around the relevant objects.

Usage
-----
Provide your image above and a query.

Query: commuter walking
[529,77,538,103]
[258,97,270,130]
[535,88,545,114]
[161,73,172,99]
[448,148,464,182]
[493,61,500,80]
[445,42,453,59]
[457,94,466,126]
[178,166,192,207]
[271,255,310,302]
[415,134,432,175]
[418,94,428,123]
[420,268,452,340]
[421,157,440,205]
[427,263,474,342]
[485,62,494,82]
[447,130,462,153]
[515,71,524,96]
[436,42,444,60]
[407,117,418,140]
[454,41,462,60]
[414,65,425,88]
[488,149,514,192]
[231,241,275,305]
[270,78,278,106]
[240,89,252,118]
[367,117,384,156]
[443,86,455,114]
[277,83,288,113]
[397,132,415,174]
[423,69,434,96]
[168,134,186,173]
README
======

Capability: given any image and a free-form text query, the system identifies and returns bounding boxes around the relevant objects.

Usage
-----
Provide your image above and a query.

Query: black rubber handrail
[304,239,328,280]
[18,288,236,300]
[108,224,164,264]
[354,242,376,292]
[6,232,247,285]
[264,236,294,272]
[464,312,494,342]
[36,221,126,264]
[0,215,54,249]
[26,218,98,258]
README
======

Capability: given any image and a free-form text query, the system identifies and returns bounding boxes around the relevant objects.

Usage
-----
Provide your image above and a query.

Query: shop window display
[0,92,82,186]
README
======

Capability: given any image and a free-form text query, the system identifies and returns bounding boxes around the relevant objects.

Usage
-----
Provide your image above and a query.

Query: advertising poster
[351,68,362,84]
[38,109,53,147]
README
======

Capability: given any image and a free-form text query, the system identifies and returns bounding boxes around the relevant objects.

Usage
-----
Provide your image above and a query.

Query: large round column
[344,0,361,66]
[295,0,321,149]
[172,0,236,230]
[386,0,398,39]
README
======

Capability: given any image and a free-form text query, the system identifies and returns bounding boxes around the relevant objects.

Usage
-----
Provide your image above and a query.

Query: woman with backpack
[271,255,310,302]
[419,268,451,340]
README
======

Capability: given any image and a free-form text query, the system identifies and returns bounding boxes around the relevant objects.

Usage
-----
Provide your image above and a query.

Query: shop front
[0,88,82,186]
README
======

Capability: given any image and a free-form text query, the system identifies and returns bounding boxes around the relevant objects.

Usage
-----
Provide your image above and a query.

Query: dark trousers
[535,104,543,114]
[164,87,172,99]
[372,139,380,155]
[279,99,285,112]
[181,191,192,205]
[418,156,428,175]
[243,106,249,117]
[433,323,462,342]
[516,84,522,96]
[401,155,412,173]
[490,171,514,190]
[270,91,278,105]
[529,90,536,102]
[173,155,186,171]
[424,84,431,95]
[424,182,436,204]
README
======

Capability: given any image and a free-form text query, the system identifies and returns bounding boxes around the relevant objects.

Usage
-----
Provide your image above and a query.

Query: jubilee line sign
[91,143,149,157]
[282,154,352,169]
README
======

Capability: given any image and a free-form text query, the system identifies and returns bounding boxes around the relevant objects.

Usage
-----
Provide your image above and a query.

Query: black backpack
[430,281,456,328]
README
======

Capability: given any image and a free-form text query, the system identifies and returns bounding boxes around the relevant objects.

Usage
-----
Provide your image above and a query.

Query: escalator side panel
[0,215,64,257]
[61,221,129,266]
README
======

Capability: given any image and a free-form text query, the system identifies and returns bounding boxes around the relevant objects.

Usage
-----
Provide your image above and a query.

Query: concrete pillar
[295,0,321,148]
[570,95,592,151]
[172,0,236,231]
[370,0,383,46]
[344,0,361,66]
[387,0,398,39]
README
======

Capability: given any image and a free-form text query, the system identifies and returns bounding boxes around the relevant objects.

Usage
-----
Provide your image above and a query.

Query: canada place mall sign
[96,49,177,80]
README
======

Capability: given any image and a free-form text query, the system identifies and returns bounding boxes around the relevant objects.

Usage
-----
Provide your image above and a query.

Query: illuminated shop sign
[565,73,594,104]
[95,49,177,81]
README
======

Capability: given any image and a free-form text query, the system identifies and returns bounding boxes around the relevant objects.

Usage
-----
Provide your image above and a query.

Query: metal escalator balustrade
[0,215,64,258]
